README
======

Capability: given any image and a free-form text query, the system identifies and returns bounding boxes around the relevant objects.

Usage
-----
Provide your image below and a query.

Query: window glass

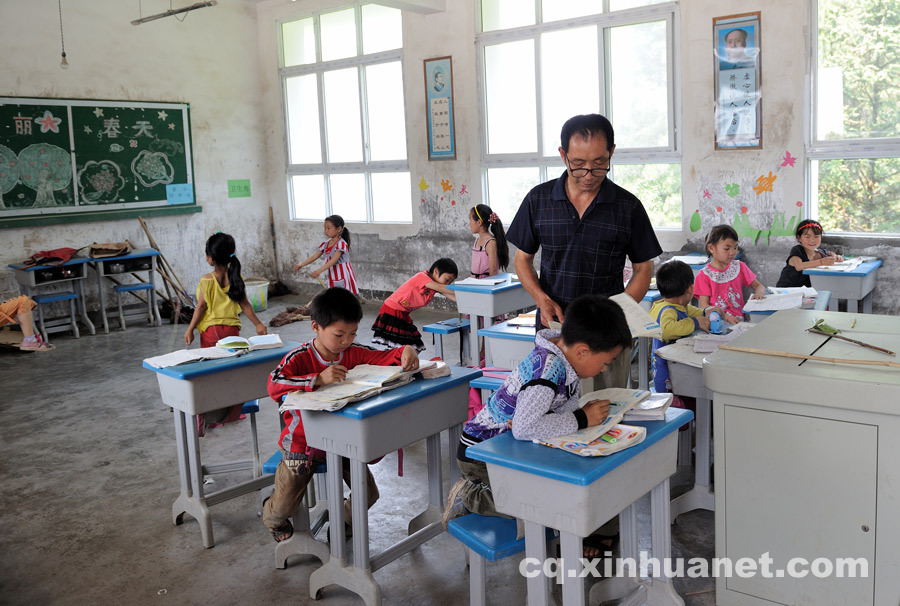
[321,8,357,61]
[329,173,367,221]
[481,0,535,32]
[484,40,537,154]
[611,163,681,228]
[282,17,316,66]
[323,68,363,162]
[362,4,402,54]
[365,62,407,161]
[812,158,900,233]
[541,0,602,23]
[486,166,542,223]
[285,74,322,164]
[371,172,413,222]
[291,174,327,220]
[541,27,599,155]
[609,0,669,11]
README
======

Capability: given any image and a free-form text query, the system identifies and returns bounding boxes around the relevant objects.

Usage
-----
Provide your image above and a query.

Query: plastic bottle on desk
[709,311,723,335]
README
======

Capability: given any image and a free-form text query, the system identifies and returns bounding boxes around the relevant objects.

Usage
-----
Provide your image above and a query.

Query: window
[477,0,681,228]
[280,5,411,223]
[809,0,900,235]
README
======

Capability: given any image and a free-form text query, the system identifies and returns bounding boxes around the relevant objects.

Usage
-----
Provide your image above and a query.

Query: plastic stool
[447,513,527,606]
[422,318,471,364]
[32,292,79,342]
[113,282,154,330]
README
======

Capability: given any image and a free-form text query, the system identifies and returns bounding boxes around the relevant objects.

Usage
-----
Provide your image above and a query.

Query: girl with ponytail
[293,214,359,294]
[184,232,267,434]
[468,204,509,278]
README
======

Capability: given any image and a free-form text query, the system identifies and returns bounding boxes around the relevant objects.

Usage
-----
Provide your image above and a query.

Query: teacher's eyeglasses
[566,155,611,177]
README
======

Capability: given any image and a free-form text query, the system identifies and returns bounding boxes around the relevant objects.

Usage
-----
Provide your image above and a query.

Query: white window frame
[475,1,681,227]
[806,0,900,237]
[278,4,410,223]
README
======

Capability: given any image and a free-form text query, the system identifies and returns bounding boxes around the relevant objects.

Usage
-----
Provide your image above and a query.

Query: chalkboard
[0,97,198,228]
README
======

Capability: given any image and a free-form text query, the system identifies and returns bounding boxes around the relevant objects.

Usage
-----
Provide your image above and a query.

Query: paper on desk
[743,293,803,312]
[768,286,818,297]
[143,347,239,369]
[507,313,536,327]
[610,292,662,339]
[814,257,864,272]
[454,277,507,286]
[669,255,708,265]
[689,322,756,353]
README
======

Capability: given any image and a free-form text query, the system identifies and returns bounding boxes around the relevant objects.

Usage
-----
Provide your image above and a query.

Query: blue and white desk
[300,366,482,606]
[636,289,663,389]
[467,408,693,606]
[448,273,534,366]
[477,319,535,369]
[8,256,96,338]
[803,258,882,313]
[743,290,831,323]
[142,341,299,548]
[92,248,162,332]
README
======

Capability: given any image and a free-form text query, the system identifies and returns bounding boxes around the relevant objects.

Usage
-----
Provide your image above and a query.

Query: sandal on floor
[271,519,294,543]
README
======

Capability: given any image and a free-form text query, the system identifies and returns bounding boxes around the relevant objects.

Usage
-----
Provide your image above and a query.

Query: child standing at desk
[184,233,267,434]
[446,296,631,531]
[468,204,509,278]
[292,214,359,294]
[694,224,766,324]
[650,260,720,393]
[776,219,844,287]
[371,258,458,352]
[263,287,419,543]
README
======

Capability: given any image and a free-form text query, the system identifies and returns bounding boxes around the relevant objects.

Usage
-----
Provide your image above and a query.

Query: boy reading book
[262,287,418,543]
[444,294,631,554]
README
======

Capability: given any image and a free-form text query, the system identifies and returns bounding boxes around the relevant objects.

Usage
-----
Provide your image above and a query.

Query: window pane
[291,174,327,220]
[282,18,316,66]
[330,173,367,221]
[362,4,402,54]
[611,164,681,228]
[609,0,669,11]
[321,8,357,61]
[541,27,599,155]
[813,158,900,233]
[366,62,407,161]
[817,0,900,139]
[372,172,412,222]
[481,0,535,31]
[486,166,541,224]
[609,20,669,148]
[485,40,537,154]
[285,75,322,164]
[323,68,363,162]
[541,0,602,22]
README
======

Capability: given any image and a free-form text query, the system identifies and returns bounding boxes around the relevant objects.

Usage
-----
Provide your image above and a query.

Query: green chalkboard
[0,97,198,228]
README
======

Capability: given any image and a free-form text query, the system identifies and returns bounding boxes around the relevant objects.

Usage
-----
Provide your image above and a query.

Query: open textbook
[280,359,438,412]
[144,346,240,369]
[743,292,803,313]
[539,424,647,457]
[609,292,662,339]
[216,334,283,350]
[623,392,674,421]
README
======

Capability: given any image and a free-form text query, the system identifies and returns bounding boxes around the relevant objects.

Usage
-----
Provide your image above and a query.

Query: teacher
[506,113,662,389]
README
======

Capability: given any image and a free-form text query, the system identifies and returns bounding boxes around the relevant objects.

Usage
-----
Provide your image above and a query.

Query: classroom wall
[0,0,274,303]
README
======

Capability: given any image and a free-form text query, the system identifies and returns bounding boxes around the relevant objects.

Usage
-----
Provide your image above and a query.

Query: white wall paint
[0,0,273,299]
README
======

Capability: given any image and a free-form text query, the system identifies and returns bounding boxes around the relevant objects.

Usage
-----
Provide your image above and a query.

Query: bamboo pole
[718,345,900,369]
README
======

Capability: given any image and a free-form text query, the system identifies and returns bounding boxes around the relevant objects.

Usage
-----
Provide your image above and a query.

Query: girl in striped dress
[294,215,359,294]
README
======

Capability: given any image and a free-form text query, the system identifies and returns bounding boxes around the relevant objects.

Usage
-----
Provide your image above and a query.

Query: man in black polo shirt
[506,113,662,389]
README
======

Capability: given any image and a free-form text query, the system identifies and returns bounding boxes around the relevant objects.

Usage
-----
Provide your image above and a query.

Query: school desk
[636,289,663,389]
[300,366,482,606]
[8,256,96,337]
[803,258,882,313]
[743,290,831,323]
[447,273,534,366]
[467,408,693,606]
[91,247,162,332]
[142,341,299,548]
[477,319,535,369]
[705,309,900,606]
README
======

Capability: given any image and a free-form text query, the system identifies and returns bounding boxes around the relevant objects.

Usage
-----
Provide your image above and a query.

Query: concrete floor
[0,295,715,605]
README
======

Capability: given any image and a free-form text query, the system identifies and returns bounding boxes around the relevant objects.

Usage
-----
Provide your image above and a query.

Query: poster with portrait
[713,12,762,150]
[423,56,456,160]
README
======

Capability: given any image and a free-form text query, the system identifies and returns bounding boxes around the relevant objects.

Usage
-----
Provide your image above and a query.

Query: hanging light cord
[58,0,67,61]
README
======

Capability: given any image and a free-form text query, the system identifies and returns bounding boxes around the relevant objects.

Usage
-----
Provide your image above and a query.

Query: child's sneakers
[441,477,469,527]
[19,335,55,352]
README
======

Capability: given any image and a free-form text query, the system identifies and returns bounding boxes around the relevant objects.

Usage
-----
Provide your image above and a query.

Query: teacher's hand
[537,295,564,328]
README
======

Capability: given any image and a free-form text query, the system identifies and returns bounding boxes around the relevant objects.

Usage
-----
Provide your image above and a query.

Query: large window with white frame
[280,4,411,223]
[477,0,681,228]
[809,0,899,235]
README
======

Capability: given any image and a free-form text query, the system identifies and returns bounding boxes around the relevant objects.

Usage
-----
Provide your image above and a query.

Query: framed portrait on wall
[713,12,762,150]
[423,56,456,160]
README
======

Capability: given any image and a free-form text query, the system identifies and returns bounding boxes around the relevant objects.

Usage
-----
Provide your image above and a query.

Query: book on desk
[216,334,283,351]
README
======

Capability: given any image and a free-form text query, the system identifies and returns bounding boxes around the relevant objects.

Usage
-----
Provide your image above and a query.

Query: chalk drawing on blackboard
[131,150,174,188]
[34,111,62,134]
[78,160,125,204]
[0,144,17,209]
[92,107,104,118]
[18,143,71,207]
[110,143,123,153]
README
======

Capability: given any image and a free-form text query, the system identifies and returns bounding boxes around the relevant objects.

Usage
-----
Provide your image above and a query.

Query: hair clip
[488,212,499,223]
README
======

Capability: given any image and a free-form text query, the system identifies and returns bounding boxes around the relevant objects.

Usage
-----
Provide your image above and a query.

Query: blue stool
[470,375,507,408]
[113,282,155,330]
[422,318,470,364]
[261,450,330,568]
[447,513,527,606]
[32,292,79,342]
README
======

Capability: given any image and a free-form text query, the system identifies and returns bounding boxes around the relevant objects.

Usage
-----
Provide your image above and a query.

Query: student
[0,295,54,351]
[650,261,722,393]
[371,258,458,352]
[776,219,844,288]
[293,214,359,294]
[263,287,419,542]
[468,204,509,278]
[694,225,766,324]
[184,232,267,434]
[445,295,631,539]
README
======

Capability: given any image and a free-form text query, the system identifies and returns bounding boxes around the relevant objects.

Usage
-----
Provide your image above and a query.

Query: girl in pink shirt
[468,204,509,278]
[694,225,766,323]
[372,258,458,351]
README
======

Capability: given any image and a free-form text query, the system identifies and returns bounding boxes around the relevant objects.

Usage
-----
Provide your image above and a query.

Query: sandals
[271,519,294,543]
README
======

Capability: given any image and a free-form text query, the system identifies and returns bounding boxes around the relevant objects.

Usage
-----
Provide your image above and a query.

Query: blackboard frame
[0,96,199,229]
